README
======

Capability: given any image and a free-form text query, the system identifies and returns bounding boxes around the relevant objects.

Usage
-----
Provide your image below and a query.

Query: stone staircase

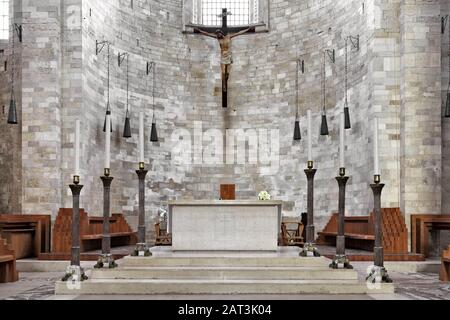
[55,249,394,295]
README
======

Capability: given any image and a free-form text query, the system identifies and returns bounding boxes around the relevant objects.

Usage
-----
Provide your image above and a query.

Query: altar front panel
[169,201,282,251]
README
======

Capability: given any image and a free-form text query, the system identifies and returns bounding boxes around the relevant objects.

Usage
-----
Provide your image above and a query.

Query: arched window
[200,0,256,26]
[0,0,9,40]
[183,0,269,32]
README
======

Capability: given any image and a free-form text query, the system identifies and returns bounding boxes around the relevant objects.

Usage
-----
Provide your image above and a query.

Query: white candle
[374,118,380,175]
[340,112,345,169]
[139,112,145,163]
[75,120,80,177]
[105,114,111,169]
[307,110,313,162]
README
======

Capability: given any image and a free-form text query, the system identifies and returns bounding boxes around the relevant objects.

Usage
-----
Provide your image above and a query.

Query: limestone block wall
[0,0,22,213]
[75,0,376,237]
[0,0,448,245]
[400,0,442,230]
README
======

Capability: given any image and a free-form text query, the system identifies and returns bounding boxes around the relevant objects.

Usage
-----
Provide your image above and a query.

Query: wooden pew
[280,218,304,246]
[0,215,51,259]
[155,222,172,246]
[411,214,450,258]
[0,235,18,283]
[317,208,408,254]
[51,208,137,254]
[440,246,450,282]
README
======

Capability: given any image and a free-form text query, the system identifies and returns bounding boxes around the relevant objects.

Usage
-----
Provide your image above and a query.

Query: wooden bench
[51,208,137,254]
[0,235,18,283]
[440,246,450,282]
[411,214,450,258]
[317,208,408,254]
[0,215,51,259]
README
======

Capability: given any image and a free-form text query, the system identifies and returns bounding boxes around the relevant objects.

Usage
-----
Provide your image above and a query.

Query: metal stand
[95,172,117,269]
[366,176,392,283]
[132,164,151,257]
[62,178,88,282]
[330,169,353,269]
[300,161,321,257]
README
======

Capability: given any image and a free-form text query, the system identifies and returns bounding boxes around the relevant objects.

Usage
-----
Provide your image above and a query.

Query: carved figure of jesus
[195,28,251,92]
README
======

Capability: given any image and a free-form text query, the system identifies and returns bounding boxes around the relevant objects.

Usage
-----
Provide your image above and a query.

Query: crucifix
[193,8,256,108]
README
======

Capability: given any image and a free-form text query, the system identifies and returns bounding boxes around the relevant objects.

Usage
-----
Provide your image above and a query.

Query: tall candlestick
[105,114,111,169]
[139,112,145,163]
[340,112,345,169]
[307,110,313,162]
[374,118,380,176]
[75,120,80,177]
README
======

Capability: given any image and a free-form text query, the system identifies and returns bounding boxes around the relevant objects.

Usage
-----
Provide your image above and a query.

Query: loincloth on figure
[221,52,233,65]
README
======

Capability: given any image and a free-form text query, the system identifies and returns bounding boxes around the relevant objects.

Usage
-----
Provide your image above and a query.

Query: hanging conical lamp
[344,105,351,129]
[320,112,329,136]
[294,117,301,141]
[103,109,113,133]
[445,92,450,118]
[150,114,158,142]
[123,110,132,138]
[7,98,18,125]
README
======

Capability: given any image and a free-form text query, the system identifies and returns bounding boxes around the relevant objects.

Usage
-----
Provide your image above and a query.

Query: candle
[105,114,111,169]
[75,120,80,177]
[139,112,145,163]
[307,110,313,162]
[340,112,345,169]
[374,118,380,175]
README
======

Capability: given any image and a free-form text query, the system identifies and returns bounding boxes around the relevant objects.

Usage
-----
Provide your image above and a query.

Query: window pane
[201,0,253,26]
[0,0,9,40]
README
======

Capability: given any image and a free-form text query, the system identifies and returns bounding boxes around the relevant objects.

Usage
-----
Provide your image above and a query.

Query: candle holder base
[61,265,88,282]
[300,243,321,257]
[366,265,393,284]
[94,254,118,269]
[131,243,152,257]
[329,254,353,269]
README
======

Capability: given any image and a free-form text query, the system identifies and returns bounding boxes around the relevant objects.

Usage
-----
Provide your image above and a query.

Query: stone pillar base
[329,254,353,269]
[300,243,321,257]
[61,265,88,282]
[366,265,393,284]
[131,243,152,257]
[94,254,118,269]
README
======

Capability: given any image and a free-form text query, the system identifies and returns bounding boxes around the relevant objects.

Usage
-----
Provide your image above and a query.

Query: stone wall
[0,0,449,245]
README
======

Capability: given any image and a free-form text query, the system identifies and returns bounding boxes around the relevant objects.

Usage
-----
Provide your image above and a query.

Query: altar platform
[54,247,394,295]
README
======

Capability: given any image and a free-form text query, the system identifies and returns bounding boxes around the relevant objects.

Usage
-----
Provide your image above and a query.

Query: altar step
[54,255,395,295]
[118,256,331,268]
[55,278,393,295]
[90,267,358,281]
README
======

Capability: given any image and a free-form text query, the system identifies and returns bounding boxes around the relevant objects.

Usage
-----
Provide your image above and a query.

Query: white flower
[258,191,271,201]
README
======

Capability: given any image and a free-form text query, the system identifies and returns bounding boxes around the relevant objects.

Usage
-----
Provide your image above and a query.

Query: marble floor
[0,261,448,300]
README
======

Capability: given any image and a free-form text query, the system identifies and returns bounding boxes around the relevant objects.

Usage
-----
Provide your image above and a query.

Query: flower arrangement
[258,191,271,201]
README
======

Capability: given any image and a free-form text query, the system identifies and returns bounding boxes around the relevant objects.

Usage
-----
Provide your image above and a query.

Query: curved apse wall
[74,0,381,236]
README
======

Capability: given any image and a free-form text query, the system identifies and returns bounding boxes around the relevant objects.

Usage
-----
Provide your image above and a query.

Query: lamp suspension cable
[345,37,348,108]
[320,50,330,136]
[7,23,18,125]
[152,62,156,122]
[293,59,302,141]
[126,54,129,115]
[445,21,450,118]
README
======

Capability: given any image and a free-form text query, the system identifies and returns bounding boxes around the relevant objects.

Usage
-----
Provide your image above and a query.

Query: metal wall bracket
[118,52,128,67]
[146,61,155,75]
[325,49,335,63]
[348,35,360,51]
[96,40,109,55]
[13,24,22,43]
[442,15,449,34]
